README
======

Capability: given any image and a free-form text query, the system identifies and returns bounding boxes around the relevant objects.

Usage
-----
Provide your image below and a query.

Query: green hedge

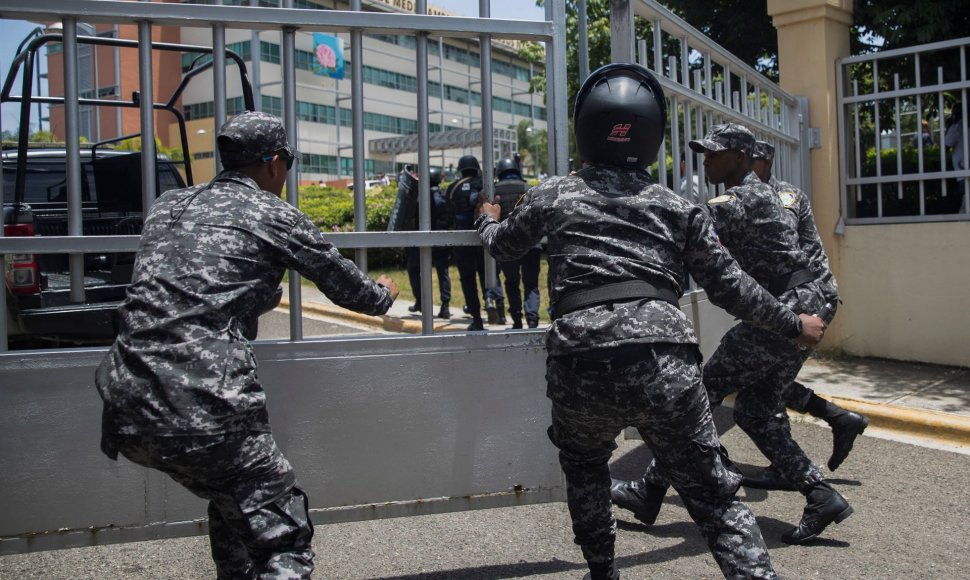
[853,145,963,217]
[299,183,405,268]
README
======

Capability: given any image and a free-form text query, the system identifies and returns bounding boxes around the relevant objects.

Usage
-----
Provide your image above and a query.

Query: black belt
[767,268,815,296]
[552,280,680,320]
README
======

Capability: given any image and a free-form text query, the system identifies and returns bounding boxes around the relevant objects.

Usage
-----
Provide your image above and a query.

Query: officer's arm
[475,189,543,261]
[683,206,802,339]
[283,214,394,315]
[796,190,838,299]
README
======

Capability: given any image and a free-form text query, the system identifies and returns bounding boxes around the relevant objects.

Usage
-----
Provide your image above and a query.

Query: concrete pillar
[767,0,852,347]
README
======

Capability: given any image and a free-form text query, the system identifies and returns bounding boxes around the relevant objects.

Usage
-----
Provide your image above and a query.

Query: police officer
[447,154,504,329]
[406,167,453,319]
[494,157,542,328]
[612,124,853,547]
[743,140,868,486]
[475,64,825,580]
[95,112,399,578]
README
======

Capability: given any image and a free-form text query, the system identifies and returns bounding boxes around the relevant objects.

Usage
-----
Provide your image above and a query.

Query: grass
[300,256,553,322]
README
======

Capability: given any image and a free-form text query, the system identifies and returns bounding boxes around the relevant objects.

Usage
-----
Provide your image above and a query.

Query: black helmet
[428,167,442,186]
[573,62,667,170]
[495,157,521,179]
[457,154,481,177]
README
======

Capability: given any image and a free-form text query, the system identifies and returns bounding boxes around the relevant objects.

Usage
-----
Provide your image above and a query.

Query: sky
[0,1,546,134]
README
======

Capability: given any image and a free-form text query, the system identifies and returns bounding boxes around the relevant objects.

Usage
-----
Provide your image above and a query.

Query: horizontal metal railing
[838,36,970,224]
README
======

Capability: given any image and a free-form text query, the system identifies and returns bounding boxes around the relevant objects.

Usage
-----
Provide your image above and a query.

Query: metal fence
[622,0,806,204]
[838,37,970,224]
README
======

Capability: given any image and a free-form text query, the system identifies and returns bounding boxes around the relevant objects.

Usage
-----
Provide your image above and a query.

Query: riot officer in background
[446,154,504,330]
[474,63,825,580]
[406,167,453,319]
[494,157,542,328]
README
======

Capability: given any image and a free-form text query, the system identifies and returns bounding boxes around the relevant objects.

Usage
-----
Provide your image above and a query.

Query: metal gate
[0,0,803,554]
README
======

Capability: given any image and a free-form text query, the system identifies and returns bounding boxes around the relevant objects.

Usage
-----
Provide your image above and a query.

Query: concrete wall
[839,222,970,366]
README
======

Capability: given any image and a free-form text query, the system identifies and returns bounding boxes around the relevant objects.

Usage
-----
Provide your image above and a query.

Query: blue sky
[0,2,545,134]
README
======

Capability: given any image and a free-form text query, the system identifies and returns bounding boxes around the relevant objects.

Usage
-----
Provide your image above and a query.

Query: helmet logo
[608,123,632,143]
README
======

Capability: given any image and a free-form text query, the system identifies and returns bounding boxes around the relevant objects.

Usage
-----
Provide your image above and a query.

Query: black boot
[805,394,869,471]
[407,303,421,313]
[610,478,667,526]
[485,298,498,324]
[781,481,853,545]
[827,411,869,471]
[527,316,539,328]
[436,303,451,319]
[582,562,620,580]
[467,317,485,331]
[742,465,798,491]
[496,299,507,325]
[511,316,523,329]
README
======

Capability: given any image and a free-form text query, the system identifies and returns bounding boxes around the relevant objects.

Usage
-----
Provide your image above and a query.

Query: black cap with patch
[689,123,756,157]
[217,111,296,169]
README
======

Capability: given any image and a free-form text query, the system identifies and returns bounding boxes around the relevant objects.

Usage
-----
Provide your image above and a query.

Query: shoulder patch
[707,194,737,205]
[778,190,798,208]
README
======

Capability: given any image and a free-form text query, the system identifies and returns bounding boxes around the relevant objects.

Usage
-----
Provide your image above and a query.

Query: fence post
[767,0,852,347]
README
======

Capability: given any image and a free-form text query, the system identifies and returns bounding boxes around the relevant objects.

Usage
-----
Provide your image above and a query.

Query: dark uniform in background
[613,124,853,547]
[494,157,542,328]
[476,64,825,580]
[744,140,869,488]
[447,154,504,330]
[95,112,396,578]
[406,167,453,319]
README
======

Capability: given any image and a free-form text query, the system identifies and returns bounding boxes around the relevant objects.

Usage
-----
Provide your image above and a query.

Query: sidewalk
[282,287,970,452]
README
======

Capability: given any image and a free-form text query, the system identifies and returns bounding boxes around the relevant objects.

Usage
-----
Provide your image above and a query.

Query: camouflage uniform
[476,164,808,579]
[641,137,828,496]
[494,173,542,328]
[753,140,839,415]
[95,112,394,579]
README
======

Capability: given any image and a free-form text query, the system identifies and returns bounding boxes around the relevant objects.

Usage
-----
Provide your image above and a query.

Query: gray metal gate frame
[0,0,803,554]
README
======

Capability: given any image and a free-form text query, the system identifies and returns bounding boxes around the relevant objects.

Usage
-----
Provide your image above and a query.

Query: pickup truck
[1,31,254,347]
[3,145,186,346]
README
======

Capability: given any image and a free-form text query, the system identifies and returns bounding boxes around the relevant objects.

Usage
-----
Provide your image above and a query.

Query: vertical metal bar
[755,85,762,123]
[114,25,122,138]
[680,37,689,90]
[138,19,157,221]
[64,18,85,303]
[479,0,498,303]
[0,82,5,351]
[251,0,262,110]
[704,52,712,99]
[212,23,227,171]
[961,46,969,212]
[741,77,749,116]
[637,39,647,68]
[853,80,862,202]
[938,67,947,198]
[873,60,882,217]
[724,65,732,109]
[652,19,663,76]
[671,95,681,195]
[667,55,677,82]
[893,74,902,200]
[417,0,433,334]
[281,1,303,340]
[550,0,569,174]
[351,0,367,270]
[609,0,634,63]
[578,0,590,84]
[916,53,925,213]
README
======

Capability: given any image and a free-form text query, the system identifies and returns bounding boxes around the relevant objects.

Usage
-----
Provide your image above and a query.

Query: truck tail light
[4,222,41,295]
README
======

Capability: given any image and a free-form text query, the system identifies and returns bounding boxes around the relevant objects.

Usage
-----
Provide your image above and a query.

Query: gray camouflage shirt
[476,165,802,356]
[769,175,839,302]
[96,172,393,437]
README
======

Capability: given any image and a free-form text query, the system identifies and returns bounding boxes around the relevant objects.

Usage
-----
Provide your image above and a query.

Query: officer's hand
[795,313,826,347]
[376,275,400,301]
[475,195,501,222]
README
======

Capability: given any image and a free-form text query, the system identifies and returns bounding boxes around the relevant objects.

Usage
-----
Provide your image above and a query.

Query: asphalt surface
[4,296,967,578]
[2,420,968,579]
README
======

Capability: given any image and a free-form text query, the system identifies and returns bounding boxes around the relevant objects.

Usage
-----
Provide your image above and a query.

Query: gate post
[767,0,853,347]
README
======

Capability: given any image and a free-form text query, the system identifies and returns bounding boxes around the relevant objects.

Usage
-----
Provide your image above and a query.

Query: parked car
[3,145,186,346]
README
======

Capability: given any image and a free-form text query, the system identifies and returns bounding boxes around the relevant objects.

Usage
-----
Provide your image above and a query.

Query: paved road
[255,308,374,340]
[2,420,968,579]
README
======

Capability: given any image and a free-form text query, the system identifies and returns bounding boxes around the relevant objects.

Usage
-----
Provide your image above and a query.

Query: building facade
[45,0,547,185]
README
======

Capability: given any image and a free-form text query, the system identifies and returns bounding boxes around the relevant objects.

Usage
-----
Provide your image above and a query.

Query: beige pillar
[767,0,852,347]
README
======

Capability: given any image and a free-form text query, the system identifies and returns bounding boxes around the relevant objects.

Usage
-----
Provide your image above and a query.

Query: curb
[279,298,463,334]
[817,394,970,447]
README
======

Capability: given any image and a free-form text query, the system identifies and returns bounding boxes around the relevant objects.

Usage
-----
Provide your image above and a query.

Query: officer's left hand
[475,195,501,222]
[376,275,400,301]
[794,313,826,347]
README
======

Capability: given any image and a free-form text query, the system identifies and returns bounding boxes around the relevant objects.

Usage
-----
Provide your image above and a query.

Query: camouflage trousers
[546,343,777,580]
[643,321,825,494]
[112,431,314,579]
